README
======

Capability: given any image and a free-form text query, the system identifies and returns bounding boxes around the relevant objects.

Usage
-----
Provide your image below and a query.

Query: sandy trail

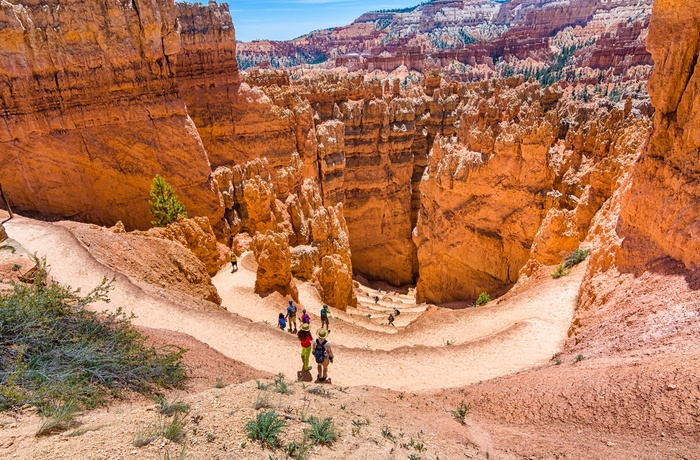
[6,216,582,392]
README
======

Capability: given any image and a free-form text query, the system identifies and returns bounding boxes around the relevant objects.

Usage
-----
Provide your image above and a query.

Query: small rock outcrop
[137,217,224,276]
[253,231,298,300]
[65,222,222,305]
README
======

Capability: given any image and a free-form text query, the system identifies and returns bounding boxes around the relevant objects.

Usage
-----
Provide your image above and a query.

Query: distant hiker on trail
[394,308,401,317]
[230,252,238,272]
[298,323,313,372]
[278,313,286,331]
[286,300,298,333]
[300,309,310,325]
[388,313,395,326]
[374,295,379,304]
[320,304,330,331]
[312,328,334,382]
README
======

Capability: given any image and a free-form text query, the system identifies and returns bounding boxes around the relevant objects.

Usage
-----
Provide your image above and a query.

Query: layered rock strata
[237,0,654,79]
[0,0,222,230]
[214,159,356,310]
[414,79,651,303]
[618,0,700,269]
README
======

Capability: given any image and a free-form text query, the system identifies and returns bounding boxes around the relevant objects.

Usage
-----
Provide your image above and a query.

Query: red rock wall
[0,0,222,230]
[618,0,700,269]
[176,2,306,173]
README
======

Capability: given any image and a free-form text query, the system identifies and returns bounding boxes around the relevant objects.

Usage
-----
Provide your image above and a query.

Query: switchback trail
[6,216,583,391]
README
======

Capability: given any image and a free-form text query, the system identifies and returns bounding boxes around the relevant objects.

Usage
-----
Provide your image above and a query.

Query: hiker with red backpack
[312,328,334,382]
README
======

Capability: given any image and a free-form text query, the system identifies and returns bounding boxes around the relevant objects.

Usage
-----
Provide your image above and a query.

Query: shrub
[159,412,187,443]
[155,396,189,416]
[149,174,187,227]
[0,258,186,415]
[305,416,338,446]
[35,400,80,436]
[284,438,310,460]
[476,292,490,306]
[551,264,569,279]
[381,425,396,441]
[451,401,471,425]
[574,354,586,363]
[214,376,227,389]
[564,248,591,269]
[245,411,286,448]
[272,373,292,394]
[254,391,272,410]
[133,413,188,447]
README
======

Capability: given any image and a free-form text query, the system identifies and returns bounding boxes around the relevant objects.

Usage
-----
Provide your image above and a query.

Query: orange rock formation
[0,0,222,230]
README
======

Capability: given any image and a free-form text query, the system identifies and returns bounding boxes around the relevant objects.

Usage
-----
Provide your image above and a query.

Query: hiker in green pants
[297,323,313,371]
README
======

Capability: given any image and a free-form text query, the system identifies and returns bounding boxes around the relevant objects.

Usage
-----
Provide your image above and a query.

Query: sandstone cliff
[571,0,700,352]
[0,0,222,230]
[618,0,700,269]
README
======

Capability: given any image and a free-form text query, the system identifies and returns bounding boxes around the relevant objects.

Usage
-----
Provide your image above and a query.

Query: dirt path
[6,216,583,391]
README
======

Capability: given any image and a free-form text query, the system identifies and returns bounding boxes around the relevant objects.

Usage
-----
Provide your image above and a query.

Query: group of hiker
[279,300,334,382]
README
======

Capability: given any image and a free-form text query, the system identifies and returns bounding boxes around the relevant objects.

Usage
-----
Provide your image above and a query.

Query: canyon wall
[414,78,650,303]
[0,0,222,230]
[176,2,312,174]
[618,0,700,268]
[569,0,700,353]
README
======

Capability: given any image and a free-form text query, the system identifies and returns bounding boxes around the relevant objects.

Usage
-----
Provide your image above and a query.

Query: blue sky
[221,1,423,42]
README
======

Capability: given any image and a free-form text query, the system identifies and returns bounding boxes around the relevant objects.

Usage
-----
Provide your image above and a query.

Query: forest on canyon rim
[0,0,699,459]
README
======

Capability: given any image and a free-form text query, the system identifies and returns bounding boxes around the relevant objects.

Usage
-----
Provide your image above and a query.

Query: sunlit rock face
[617,0,700,269]
[0,0,222,230]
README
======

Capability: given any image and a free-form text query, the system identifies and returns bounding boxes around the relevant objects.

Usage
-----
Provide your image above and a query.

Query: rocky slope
[238,0,654,79]
[0,0,222,230]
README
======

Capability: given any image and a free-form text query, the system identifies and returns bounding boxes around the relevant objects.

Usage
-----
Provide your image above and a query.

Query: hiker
[388,313,395,326]
[374,295,379,304]
[286,300,298,333]
[278,313,286,331]
[320,304,330,331]
[230,251,238,272]
[312,328,334,382]
[394,308,401,316]
[298,323,313,372]
[299,309,310,325]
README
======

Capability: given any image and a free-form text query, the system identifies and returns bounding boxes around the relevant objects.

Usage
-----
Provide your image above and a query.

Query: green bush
[451,401,471,425]
[551,264,569,279]
[154,396,190,416]
[272,373,292,394]
[245,411,286,448]
[149,174,187,227]
[305,416,338,446]
[476,292,491,306]
[0,258,187,415]
[564,248,591,269]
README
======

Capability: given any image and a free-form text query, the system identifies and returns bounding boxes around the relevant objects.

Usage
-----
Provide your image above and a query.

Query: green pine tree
[148,174,187,227]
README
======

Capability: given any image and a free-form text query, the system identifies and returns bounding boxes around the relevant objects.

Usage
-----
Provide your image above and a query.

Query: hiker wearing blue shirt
[286,300,298,333]
[278,313,286,330]
[320,304,330,331]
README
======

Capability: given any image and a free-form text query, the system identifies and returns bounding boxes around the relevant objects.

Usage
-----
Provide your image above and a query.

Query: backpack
[288,305,297,316]
[313,339,328,363]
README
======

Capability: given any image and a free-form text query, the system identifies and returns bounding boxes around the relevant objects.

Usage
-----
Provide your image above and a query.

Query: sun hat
[301,323,310,331]
[317,328,328,339]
